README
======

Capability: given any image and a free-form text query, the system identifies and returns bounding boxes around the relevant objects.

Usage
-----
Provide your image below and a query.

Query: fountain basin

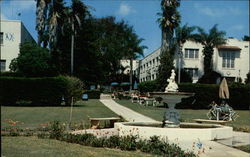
[114,122,233,141]
[149,92,195,105]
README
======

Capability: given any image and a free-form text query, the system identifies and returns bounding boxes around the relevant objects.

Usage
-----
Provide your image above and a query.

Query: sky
[0,0,249,56]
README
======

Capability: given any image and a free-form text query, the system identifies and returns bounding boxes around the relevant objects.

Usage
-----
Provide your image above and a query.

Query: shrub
[138,80,157,93]
[177,83,250,109]
[9,42,57,77]
[197,71,222,84]
[245,72,250,84]
[0,76,86,106]
[175,69,193,83]
[83,90,101,99]
[0,77,66,106]
[61,76,85,105]
[49,121,65,140]
[119,135,137,151]
[43,122,197,157]
[103,135,120,148]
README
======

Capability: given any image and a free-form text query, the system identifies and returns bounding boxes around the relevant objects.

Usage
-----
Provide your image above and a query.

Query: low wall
[114,122,233,141]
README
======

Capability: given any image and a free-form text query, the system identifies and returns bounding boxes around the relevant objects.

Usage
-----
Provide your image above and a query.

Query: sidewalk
[99,94,250,157]
[99,98,157,123]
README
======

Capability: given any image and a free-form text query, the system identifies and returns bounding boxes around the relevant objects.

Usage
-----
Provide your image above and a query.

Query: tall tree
[156,46,176,91]
[157,0,181,53]
[123,32,147,90]
[36,0,50,46]
[193,24,226,75]
[175,24,196,83]
[156,0,180,89]
[64,0,90,75]
[242,35,250,41]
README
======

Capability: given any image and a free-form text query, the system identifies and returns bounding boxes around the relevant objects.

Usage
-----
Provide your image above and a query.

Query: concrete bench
[89,117,121,129]
[193,119,229,125]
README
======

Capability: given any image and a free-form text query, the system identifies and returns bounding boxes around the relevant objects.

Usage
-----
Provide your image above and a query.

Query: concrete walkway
[100,96,157,122]
[99,94,250,157]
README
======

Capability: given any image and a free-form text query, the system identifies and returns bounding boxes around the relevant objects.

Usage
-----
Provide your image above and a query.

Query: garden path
[99,94,157,122]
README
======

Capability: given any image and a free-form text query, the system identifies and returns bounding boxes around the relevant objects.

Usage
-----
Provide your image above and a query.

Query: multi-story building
[0,20,35,71]
[138,38,250,83]
[139,48,161,82]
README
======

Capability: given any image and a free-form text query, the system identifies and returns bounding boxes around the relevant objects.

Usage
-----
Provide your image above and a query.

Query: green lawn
[1,100,118,129]
[115,100,250,130]
[1,136,153,157]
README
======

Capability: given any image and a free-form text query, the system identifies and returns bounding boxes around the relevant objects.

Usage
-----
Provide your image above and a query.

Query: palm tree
[36,0,50,46]
[125,33,147,91]
[175,24,196,83]
[47,0,65,50]
[121,25,147,90]
[157,0,181,53]
[192,24,226,75]
[64,0,89,75]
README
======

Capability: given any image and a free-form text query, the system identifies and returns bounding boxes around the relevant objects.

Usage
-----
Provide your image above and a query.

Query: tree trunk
[161,30,168,54]
[38,32,42,47]
[130,58,133,91]
[71,22,74,76]
[177,44,182,84]
[203,46,214,75]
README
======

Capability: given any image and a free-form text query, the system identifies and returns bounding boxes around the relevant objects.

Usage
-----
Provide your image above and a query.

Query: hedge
[138,80,158,93]
[0,76,84,106]
[0,77,66,106]
[177,83,250,110]
[83,90,101,99]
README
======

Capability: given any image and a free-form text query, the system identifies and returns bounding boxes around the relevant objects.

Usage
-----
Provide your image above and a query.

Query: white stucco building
[0,20,35,71]
[138,38,250,83]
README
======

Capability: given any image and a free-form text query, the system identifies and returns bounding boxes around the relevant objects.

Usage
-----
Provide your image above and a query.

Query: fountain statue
[149,69,194,127]
[165,69,178,92]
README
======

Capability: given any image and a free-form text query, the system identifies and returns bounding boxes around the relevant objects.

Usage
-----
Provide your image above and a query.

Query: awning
[110,82,119,86]
[217,46,241,51]
[120,82,130,86]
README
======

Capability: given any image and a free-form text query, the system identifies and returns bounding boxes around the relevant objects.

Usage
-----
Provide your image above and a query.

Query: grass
[1,136,153,157]
[234,145,250,153]
[1,100,118,129]
[115,100,250,131]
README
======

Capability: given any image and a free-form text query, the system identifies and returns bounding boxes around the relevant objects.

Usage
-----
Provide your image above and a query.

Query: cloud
[194,3,245,18]
[194,3,225,17]
[116,2,135,16]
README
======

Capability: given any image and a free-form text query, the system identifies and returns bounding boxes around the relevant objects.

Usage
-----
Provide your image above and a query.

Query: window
[184,68,198,78]
[0,60,6,72]
[222,51,235,68]
[0,32,3,45]
[184,49,199,59]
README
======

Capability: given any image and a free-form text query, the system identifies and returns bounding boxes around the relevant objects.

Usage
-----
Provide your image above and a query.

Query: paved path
[99,94,250,157]
[100,95,157,122]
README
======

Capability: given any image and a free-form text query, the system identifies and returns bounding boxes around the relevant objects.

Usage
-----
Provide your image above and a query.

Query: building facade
[138,38,250,83]
[0,20,35,71]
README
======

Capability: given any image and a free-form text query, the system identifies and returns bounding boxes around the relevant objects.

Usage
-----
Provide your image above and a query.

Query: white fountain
[149,69,194,127]
[115,69,233,141]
